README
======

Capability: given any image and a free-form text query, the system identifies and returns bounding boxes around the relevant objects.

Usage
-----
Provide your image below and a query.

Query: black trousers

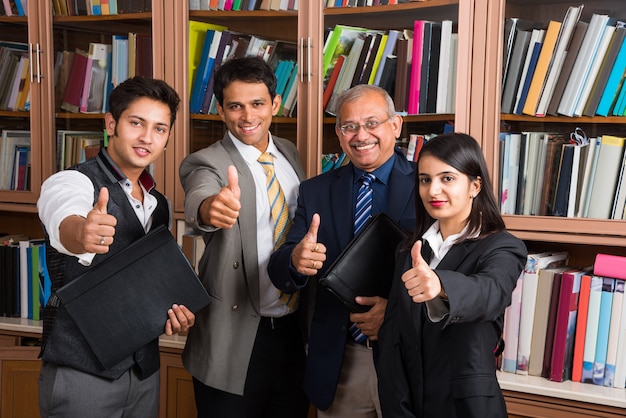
[193,314,309,418]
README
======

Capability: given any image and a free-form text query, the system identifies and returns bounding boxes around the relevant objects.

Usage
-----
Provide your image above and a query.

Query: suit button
[190,217,196,223]
[233,261,239,269]
[232,305,239,311]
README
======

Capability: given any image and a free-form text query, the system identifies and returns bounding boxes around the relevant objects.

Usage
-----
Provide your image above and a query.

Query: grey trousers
[38,362,159,418]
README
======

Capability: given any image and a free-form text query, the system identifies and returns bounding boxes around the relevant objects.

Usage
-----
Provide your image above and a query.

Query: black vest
[40,150,170,380]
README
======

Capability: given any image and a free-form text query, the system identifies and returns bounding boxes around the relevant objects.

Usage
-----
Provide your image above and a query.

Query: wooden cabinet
[2,1,626,416]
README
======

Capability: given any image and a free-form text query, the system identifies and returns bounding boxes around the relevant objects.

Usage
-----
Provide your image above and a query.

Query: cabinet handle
[29,43,33,83]
[299,37,304,83]
[307,36,311,83]
[35,43,42,83]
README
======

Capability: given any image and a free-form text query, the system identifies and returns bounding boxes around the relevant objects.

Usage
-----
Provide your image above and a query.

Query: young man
[37,76,193,418]
[268,84,417,417]
[179,57,309,417]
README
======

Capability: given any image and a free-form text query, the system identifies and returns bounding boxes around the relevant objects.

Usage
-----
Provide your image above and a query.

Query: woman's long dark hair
[411,132,505,243]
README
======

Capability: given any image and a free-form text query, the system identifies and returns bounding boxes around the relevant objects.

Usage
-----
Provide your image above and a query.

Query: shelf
[497,371,626,409]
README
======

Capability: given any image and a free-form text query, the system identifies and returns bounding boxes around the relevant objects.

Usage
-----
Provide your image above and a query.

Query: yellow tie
[258,152,298,311]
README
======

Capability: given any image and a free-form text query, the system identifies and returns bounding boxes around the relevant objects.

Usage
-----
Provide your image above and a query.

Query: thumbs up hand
[83,187,117,253]
[203,165,242,229]
[292,213,326,275]
[401,240,443,303]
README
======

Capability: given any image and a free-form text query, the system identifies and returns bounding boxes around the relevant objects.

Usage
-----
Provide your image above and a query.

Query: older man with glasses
[269,84,418,417]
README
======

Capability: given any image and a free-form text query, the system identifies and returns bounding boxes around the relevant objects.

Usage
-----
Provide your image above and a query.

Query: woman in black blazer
[378,133,527,418]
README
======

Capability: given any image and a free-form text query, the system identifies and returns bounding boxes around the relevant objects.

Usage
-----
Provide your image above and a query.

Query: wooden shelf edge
[497,371,626,410]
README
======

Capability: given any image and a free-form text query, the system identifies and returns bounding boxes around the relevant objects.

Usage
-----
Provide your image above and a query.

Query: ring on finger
[314,243,319,253]
[100,235,105,245]
[312,260,317,269]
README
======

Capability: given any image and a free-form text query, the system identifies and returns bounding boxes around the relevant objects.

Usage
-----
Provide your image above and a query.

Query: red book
[550,269,585,382]
[572,274,592,382]
[322,54,345,111]
[60,50,89,113]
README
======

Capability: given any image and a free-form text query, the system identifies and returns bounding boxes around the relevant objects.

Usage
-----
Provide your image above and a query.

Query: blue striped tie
[350,173,375,343]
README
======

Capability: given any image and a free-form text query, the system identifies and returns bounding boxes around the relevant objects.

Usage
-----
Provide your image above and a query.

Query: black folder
[319,213,409,313]
[56,225,211,369]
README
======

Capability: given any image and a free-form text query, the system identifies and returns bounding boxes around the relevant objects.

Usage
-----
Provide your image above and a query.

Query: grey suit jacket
[179,133,305,395]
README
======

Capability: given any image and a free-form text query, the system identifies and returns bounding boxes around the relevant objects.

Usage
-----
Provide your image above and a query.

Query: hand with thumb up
[200,165,242,229]
[81,186,117,254]
[401,240,446,303]
[291,213,326,276]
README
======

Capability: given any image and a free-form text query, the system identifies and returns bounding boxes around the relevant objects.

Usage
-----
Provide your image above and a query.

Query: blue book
[593,278,615,385]
[200,30,232,114]
[275,60,295,98]
[596,36,626,116]
[26,246,33,319]
[611,75,626,116]
[189,29,216,114]
[515,41,542,114]
[14,0,25,16]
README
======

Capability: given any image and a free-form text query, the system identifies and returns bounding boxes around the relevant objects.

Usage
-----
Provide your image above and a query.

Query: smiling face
[104,96,172,180]
[335,89,402,172]
[418,154,482,239]
[217,80,281,152]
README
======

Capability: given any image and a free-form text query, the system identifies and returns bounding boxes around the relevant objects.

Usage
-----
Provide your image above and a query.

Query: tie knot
[258,152,275,174]
[361,173,375,186]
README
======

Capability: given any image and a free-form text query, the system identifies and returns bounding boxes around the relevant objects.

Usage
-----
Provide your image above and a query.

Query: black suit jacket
[378,231,526,418]
[268,148,416,410]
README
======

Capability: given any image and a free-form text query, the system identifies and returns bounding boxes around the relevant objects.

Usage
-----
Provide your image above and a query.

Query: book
[581,276,604,383]
[60,49,89,113]
[614,278,626,388]
[604,279,624,386]
[0,130,30,190]
[418,21,441,114]
[522,20,562,116]
[611,150,626,219]
[587,135,626,220]
[502,271,523,373]
[549,269,585,382]
[436,20,453,114]
[501,132,521,215]
[527,266,568,376]
[372,29,400,87]
[407,19,425,114]
[557,13,610,117]
[595,26,626,116]
[576,136,600,218]
[573,24,616,117]
[535,5,584,117]
[547,20,589,116]
[189,28,218,114]
[520,132,541,216]
[592,278,615,385]
[322,24,369,81]
[583,25,626,117]
[501,29,531,114]
[188,21,228,95]
[572,273,592,382]
[513,29,544,115]
[594,253,626,281]
[80,42,112,114]
[516,251,569,375]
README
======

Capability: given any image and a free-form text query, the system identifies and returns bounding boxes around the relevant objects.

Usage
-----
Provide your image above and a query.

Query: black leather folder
[56,225,211,369]
[319,213,409,313]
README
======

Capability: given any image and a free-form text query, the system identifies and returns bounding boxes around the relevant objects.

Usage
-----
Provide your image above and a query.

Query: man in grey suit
[179,57,309,418]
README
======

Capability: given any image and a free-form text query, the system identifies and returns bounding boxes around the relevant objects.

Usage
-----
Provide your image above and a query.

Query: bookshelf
[2,1,626,417]
[485,0,626,416]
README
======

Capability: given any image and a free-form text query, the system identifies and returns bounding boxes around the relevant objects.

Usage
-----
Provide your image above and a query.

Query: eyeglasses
[338,118,391,136]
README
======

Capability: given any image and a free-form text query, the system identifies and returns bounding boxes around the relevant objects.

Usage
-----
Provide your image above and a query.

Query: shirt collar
[99,148,156,192]
[229,131,278,164]
[353,152,395,185]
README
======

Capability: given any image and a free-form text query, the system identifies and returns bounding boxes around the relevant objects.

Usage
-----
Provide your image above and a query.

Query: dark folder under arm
[319,213,409,313]
[56,225,211,369]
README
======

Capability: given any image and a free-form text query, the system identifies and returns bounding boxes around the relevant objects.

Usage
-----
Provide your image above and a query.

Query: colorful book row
[51,0,152,16]
[189,0,298,11]
[501,251,626,389]
[502,6,626,118]
[499,130,626,220]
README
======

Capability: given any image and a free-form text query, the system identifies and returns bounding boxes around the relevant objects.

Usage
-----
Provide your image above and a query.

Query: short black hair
[213,57,277,105]
[108,76,180,128]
